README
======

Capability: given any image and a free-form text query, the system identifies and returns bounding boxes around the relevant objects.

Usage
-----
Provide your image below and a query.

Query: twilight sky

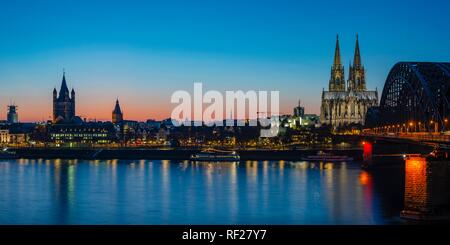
[0,0,449,122]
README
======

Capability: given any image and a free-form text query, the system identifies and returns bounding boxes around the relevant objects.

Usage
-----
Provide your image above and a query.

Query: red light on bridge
[363,141,373,164]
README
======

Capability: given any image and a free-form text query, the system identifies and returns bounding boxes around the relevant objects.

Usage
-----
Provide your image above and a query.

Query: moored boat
[190,148,240,162]
[301,151,353,162]
[0,148,18,159]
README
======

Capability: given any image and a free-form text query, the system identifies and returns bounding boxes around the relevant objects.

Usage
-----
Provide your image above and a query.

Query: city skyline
[1,0,450,122]
[0,1,449,235]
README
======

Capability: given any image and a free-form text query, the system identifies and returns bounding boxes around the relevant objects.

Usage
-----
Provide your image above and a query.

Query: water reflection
[401,156,450,220]
[0,159,404,224]
[51,160,76,223]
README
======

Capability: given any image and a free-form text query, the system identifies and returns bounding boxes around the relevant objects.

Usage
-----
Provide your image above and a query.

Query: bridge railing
[362,132,450,143]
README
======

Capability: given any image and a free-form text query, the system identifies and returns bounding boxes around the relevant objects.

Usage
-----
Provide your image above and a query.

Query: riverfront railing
[362,132,450,144]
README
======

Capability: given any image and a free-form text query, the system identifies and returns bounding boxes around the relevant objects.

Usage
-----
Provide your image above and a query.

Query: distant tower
[293,100,305,118]
[7,104,18,124]
[329,35,345,91]
[53,71,76,123]
[112,99,123,123]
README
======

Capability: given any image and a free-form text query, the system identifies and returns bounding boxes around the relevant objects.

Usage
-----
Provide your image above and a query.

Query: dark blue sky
[0,0,449,121]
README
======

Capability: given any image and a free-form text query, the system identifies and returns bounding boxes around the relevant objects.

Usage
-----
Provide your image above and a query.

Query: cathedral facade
[53,72,76,123]
[320,35,378,129]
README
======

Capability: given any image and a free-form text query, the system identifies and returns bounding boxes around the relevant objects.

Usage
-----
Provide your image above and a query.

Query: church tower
[7,104,18,124]
[348,35,366,91]
[329,35,345,91]
[112,99,123,124]
[53,72,76,123]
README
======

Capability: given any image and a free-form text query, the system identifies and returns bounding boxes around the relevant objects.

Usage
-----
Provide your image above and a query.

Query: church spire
[114,98,122,114]
[53,70,76,123]
[348,34,366,91]
[112,98,123,123]
[61,71,67,88]
[329,35,345,91]
[58,71,70,100]
[333,34,342,67]
[353,34,361,67]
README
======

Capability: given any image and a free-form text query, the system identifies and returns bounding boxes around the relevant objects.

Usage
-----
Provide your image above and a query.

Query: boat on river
[301,151,353,162]
[0,148,18,159]
[190,148,240,162]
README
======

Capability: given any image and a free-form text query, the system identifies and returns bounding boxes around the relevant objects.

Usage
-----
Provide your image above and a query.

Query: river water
[0,159,405,224]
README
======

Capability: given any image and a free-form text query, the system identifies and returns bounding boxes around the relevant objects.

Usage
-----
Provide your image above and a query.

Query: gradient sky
[0,0,449,122]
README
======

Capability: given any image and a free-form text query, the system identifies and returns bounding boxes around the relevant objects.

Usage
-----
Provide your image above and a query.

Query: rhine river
[0,159,405,224]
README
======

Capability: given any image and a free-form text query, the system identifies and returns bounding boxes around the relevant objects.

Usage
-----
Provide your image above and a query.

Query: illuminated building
[303,114,320,127]
[0,124,32,145]
[0,129,8,143]
[288,97,321,129]
[42,72,119,147]
[47,122,117,147]
[320,35,378,129]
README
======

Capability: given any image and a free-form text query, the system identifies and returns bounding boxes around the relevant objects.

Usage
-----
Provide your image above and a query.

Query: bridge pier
[401,150,450,221]
[361,141,373,168]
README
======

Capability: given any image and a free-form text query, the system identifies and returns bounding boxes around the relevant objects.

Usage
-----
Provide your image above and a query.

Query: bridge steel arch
[378,62,450,131]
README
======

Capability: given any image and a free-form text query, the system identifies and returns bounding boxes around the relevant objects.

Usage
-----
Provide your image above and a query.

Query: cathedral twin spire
[353,35,362,67]
[329,35,365,92]
[333,35,342,67]
[348,35,366,91]
[329,35,346,91]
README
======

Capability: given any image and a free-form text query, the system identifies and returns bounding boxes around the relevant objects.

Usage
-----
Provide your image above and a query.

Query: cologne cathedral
[320,35,378,129]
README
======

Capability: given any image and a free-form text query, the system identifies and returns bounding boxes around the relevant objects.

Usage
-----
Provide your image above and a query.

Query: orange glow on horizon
[4,99,315,122]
